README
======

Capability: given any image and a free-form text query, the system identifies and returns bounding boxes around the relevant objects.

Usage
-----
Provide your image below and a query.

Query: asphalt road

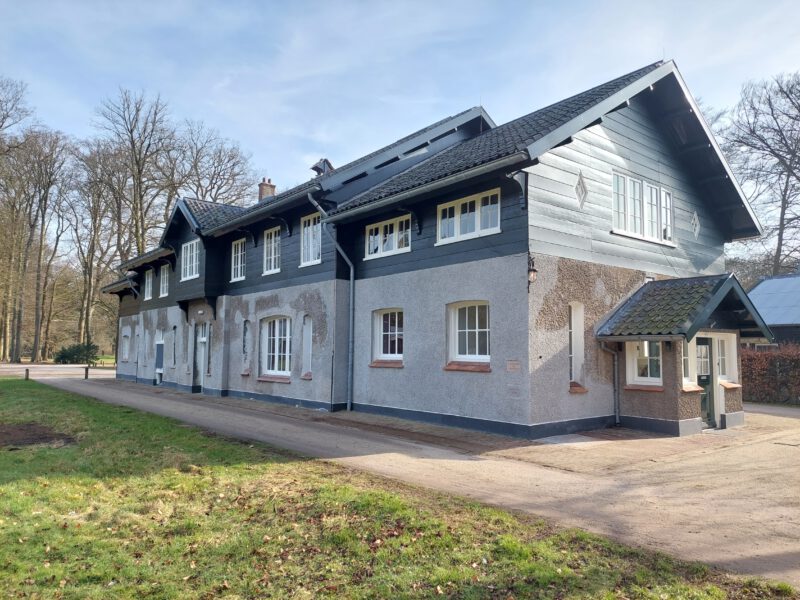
[37,377,800,588]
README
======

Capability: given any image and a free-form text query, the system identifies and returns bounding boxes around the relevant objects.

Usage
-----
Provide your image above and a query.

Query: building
[748,273,800,345]
[104,60,773,438]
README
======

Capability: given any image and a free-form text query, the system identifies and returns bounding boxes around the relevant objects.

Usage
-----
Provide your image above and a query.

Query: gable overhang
[117,247,174,272]
[525,60,762,241]
[323,151,530,224]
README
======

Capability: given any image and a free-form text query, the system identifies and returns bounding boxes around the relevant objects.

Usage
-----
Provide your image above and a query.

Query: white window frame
[159,264,169,297]
[612,172,674,246]
[364,215,412,260]
[568,302,584,383]
[448,301,490,363]
[262,226,281,275]
[143,269,153,300]
[181,239,200,281]
[260,316,292,377]
[435,188,501,246]
[230,238,246,282]
[373,309,404,360]
[300,213,322,267]
[626,340,663,385]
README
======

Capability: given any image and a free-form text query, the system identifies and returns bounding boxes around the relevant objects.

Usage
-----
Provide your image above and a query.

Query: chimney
[258,177,276,201]
[311,158,334,177]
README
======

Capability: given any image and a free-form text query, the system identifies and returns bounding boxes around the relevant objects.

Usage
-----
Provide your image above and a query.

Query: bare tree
[0,77,31,151]
[725,74,800,275]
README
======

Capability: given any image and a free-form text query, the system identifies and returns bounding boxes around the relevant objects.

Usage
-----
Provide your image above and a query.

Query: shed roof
[597,274,773,341]
[748,273,800,326]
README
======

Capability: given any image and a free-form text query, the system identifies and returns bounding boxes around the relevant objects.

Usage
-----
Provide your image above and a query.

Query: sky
[1,0,799,194]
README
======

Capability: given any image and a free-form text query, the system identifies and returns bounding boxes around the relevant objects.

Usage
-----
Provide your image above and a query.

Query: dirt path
[41,378,800,586]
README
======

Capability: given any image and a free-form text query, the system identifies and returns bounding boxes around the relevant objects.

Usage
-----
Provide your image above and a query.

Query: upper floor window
[612,173,673,244]
[436,189,501,245]
[181,239,200,281]
[263,226,281,275]
[365,215,411,260]
[143,269,153,300]
[159,264,169,297]
[301,213,321,266]
[626,341,662,385]
[231,238,246,282]
[448,301,490,363]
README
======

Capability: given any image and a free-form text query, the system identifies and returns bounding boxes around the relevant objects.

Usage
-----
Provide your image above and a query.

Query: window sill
[257,375,291,384]
[230,277,245,283]
[569,382,588,394]
[262,269,281,276]
[444,361,491,373]
[369,360,404,369]
[300,372,312,380]
[610,229,676,248]
[363,247,411,261]
[624,383,664,392]
[681,383,703,393]
[180,274,200,282]
[299,260,322,269]
[434,228,501,247]
[720,381,742,390]
[241,369,251,377]
[159,294,168,299]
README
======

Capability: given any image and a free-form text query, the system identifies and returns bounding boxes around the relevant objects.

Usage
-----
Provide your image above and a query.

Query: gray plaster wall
[352,253,531,425]
[527,253,649,424]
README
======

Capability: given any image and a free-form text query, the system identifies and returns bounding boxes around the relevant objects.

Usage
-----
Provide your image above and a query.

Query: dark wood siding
[527,94,727,277]
[338,177,527,280]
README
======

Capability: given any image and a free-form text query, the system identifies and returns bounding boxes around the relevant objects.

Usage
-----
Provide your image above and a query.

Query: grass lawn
[0,379,794,599]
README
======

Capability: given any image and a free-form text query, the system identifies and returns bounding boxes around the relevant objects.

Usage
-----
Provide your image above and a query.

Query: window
[260,316,292,376]
[436,189,500,245]
[365,215,411,259]
[302,315,313,378]
[231,238,246,282]
[718,338,727,377]
[612,173,673,244]
[300,213,321,266]
[159,264,169,297]
[121,334,130,362]
[626,341,662,385]
[575,171,588,208]
[242,320,250,366]
[143,270,153,300]
[448,302,490,362]
[172,325,177,366]
[374,309,403,360]
[568,302,584,383]
[181,239,200,281]
[263,226,281,274]
[682,339,691,382]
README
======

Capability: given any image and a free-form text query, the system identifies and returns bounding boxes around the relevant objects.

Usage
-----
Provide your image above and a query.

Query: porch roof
[596,274,774,342]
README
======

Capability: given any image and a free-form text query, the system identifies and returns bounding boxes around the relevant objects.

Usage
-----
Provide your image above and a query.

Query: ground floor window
[374,309,403,360]
[260,316,292,376]
[626,340,662,385]
[121,334,130,361]
[448,302,490,362]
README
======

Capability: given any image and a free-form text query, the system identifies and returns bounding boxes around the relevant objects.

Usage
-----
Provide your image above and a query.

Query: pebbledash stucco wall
[117,280,344,409]
[527,253,647,425]
[351,253,532,428]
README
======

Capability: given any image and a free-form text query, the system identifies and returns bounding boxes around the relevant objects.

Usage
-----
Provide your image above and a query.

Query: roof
[118,247,174,272]
[100,276,138,295]
[597,274,773,341]
[749,273,800,326]
[331,62,665,216]
[182,198,246,231]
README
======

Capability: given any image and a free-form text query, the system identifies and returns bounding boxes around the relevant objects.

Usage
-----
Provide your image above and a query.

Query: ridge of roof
[330,61,665,216]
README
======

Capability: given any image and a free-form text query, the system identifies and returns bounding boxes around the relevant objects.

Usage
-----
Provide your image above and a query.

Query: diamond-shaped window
[575,171,588,209]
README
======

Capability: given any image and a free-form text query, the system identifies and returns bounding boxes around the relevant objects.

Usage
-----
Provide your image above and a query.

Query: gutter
[306,192,356,412]
[324,151,529,224]
[599,342,620,426]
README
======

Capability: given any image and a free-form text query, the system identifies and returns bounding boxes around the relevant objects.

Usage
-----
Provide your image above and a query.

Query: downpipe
[600,341,620,425]
[307,193,355,411]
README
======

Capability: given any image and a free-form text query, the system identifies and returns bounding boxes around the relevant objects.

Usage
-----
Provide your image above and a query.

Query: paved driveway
[38,378,800,587]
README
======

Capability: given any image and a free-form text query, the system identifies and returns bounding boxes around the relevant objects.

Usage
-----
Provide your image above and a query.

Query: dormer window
[436,189,501,246]
[181,239,200,281]
[143,269,153,300]
[364,215,411,260]
[159,264,169,297]
[300,213,321,266]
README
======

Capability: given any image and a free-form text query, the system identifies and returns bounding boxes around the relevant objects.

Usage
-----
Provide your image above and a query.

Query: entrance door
[193,323,207,392]
[155,329,164,385]
[696,337,715,427]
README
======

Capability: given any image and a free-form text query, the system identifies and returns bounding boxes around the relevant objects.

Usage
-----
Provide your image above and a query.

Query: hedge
[741,344,800,404]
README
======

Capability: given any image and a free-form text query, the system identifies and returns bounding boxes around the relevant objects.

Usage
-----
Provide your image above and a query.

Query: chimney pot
[258,176,277,201]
